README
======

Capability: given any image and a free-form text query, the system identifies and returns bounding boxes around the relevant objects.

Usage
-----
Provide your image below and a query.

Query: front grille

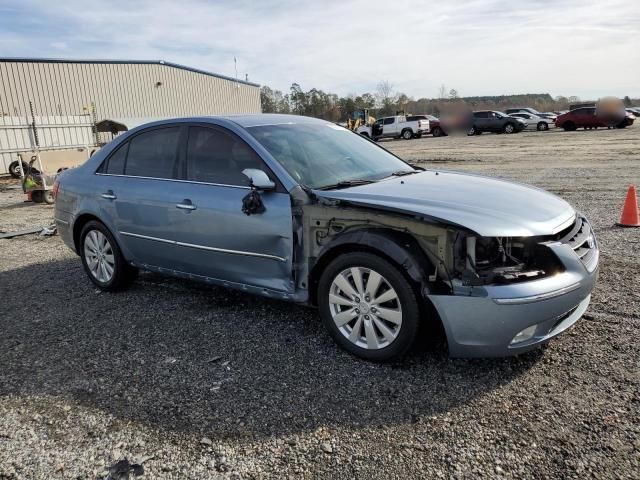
[558,216,597,271]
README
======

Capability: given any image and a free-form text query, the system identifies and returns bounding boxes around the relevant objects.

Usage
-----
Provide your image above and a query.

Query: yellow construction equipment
[346,109,376,131]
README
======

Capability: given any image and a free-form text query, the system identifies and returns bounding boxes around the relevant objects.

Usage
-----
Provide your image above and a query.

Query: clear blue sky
[1,0,638,99]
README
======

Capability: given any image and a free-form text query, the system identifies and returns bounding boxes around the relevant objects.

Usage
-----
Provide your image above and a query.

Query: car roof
[125,114,330,131]
[222,113,328,127]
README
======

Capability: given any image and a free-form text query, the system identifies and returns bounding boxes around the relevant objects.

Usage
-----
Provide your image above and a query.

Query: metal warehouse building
[0,58,261,174]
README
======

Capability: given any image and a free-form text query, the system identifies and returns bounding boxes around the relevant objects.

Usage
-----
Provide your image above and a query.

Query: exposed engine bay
[454,235,563,286]
[300,199,566,299]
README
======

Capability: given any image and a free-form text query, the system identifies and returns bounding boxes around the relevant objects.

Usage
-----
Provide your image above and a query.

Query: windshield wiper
[316,179,377,190]
[389,170,419,177]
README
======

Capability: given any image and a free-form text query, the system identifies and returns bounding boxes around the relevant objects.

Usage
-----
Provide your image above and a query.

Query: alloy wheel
[83,230,115,283]
[328,267,402,350]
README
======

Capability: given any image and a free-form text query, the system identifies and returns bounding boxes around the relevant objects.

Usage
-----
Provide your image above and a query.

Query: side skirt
[130,261,309,303]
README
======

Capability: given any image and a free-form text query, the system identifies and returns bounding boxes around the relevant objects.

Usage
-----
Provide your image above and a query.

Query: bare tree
[376,81,398,116]
[449,88,459,99]
[438,84,447,99]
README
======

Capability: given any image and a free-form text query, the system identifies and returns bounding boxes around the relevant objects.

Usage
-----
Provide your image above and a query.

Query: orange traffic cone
[617,185,640,227]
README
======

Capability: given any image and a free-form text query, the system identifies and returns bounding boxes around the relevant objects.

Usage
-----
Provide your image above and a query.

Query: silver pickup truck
[357,115,429,140]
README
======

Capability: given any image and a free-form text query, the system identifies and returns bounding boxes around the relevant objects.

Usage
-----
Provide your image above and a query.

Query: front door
[473,112,489,131]
[382,117,396,137]
[171,125,294,293]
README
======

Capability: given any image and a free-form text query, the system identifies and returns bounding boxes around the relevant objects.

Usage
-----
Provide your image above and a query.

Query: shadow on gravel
[0,258,541,440]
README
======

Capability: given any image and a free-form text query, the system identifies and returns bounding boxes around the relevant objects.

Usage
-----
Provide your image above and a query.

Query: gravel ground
[1,127,639,479]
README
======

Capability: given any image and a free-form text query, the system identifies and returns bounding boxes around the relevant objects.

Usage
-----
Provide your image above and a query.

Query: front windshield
[247,123,414,189]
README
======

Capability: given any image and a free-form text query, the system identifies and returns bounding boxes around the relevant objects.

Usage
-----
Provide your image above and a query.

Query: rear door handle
[176,199,197,211]
[101,191,116,200]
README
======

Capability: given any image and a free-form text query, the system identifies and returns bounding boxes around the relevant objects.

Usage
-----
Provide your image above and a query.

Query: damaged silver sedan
[54,114,599,361]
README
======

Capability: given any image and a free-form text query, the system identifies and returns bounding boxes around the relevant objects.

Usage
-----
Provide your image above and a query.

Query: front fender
[311,228,433,298]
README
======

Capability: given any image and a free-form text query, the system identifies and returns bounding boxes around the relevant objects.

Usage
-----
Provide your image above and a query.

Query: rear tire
[43,190,55,204]
[402,129,413,140]
[80,220,137,291]
[318,252,421,362]
[537,122,548,131]
[467,126,477,136]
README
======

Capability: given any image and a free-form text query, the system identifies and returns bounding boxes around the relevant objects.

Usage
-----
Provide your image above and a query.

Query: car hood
[314,170,576,237]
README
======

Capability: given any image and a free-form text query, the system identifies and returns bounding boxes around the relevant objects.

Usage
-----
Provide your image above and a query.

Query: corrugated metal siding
[0,60,261,173]
[0,61,261,118]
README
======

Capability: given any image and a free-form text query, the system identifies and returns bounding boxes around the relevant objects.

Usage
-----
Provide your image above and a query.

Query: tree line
[260,81,638,121]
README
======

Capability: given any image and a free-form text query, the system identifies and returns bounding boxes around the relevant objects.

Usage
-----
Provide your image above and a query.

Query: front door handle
[101,191,116,200]
[176,199,197,211]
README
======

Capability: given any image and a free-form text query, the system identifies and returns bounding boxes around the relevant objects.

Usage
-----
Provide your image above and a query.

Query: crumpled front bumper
[428,239,599,358]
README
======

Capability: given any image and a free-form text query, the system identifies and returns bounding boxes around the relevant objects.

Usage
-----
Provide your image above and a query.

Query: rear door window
[186,126,264,186]
[125,127,180,179]
[474,112,489,118]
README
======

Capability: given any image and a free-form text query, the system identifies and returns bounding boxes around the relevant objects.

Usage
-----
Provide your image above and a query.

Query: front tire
[537,122,548,131]
[318,252,421,362]
[563,121,576,131]
[80,221,137,291]
[503,123,515,134]
[31,190,44,203]
[432,126,444,137]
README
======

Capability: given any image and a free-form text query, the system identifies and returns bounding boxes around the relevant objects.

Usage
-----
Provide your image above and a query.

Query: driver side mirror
[242,168,276,191]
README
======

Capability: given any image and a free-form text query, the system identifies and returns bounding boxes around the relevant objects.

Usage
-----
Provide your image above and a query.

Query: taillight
[52,179,60,200]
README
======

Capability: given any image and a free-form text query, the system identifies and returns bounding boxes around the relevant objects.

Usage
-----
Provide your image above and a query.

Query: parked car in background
[555,107,631,130]
[470,111,526,134]
[405,114,446,137]
[357,115,429,140]
[626,107,640,117]
[624,111,636,126]
[505,108,557,123]
[509,112,554,131]
[54,114,598,361]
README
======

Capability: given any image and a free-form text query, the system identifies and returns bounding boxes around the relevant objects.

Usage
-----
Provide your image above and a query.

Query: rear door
[170,124,294,293]
[98,125,185,270]
[574,108,592,127]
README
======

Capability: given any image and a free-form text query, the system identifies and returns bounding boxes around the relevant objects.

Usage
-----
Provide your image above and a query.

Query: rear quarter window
[103,143,128,175]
